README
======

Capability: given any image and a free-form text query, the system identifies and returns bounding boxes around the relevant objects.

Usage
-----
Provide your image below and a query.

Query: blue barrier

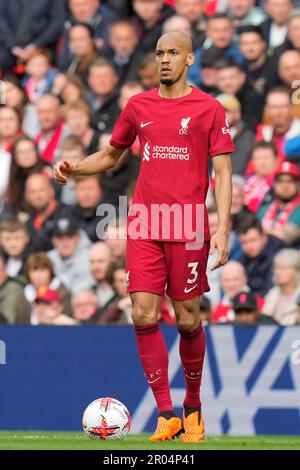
[0,326,299,435]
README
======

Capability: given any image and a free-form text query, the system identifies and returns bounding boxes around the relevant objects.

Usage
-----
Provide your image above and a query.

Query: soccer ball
[82,397,131,440]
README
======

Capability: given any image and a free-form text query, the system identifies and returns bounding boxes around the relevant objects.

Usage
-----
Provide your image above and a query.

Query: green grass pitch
[0,432,299,450]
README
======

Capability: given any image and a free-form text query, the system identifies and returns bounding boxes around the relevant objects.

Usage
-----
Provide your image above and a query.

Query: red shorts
[126,238,210,301]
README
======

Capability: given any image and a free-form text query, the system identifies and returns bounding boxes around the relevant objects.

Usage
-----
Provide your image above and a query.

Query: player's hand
[209,230,229,271]
[52,160,75,185]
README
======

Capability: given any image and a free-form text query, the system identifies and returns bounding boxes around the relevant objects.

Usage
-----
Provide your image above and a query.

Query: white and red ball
[82,397,131,440]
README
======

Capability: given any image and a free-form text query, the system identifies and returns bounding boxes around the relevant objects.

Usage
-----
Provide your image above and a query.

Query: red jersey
[110,87,234,242]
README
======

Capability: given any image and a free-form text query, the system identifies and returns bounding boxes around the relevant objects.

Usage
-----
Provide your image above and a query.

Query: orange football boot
[180,409,205,443]
[149,416,184,442]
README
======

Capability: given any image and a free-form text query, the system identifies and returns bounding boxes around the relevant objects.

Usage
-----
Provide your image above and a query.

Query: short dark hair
[252,140,278,157]
[267,86,291,101]
[239,25,265,40]
[237,215,264,235]
[0,218,28,234]
[89,57,117,75]
[207,13,232,23]
[215,58,244,71]
[70,22,94,37]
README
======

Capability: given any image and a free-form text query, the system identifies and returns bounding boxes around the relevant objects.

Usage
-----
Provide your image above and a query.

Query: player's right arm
[54,99,137,185]
[53,144,125,185]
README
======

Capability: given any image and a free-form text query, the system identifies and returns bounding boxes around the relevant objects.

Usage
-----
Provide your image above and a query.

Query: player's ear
[187,52,195,67]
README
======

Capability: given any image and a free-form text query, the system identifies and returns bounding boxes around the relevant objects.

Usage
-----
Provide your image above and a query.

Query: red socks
[179,324,206,409]
[134,322,205,414]
[134,322,173,413]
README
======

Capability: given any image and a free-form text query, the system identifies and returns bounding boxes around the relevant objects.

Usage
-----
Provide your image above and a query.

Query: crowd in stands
[0,0,300,326]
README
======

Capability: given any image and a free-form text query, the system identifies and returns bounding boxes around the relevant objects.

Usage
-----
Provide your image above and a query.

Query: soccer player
[53,32,234,443]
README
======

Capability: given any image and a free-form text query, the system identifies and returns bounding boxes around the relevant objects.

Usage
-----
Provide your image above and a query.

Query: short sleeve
[110,100,137,149]
[208,102,235,158]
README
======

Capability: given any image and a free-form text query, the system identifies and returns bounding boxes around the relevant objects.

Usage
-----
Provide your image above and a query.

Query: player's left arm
[210,154,232,271]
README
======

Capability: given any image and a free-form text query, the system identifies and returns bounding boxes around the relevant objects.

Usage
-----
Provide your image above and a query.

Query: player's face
[155,39,194,85]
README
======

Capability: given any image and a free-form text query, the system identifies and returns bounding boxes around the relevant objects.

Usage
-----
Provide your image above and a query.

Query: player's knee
[131,303,157,325]
[177,313,200,335]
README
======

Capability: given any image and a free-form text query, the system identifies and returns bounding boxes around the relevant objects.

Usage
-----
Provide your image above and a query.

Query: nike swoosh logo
[148,377,161,384]
[141,121,154,128]
[184,284,198,294]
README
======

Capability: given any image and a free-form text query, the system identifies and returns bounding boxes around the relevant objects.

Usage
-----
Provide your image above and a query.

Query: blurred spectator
[197,47,220,94]
[216,93,254,175]
[0,252,30,324]
[230,174,252,231]
[132,0,175,58]
[117,81,144,110]
[59,0,118,69]
[258,161,300,246]
[233,291,278,324]
[52,74,85,105]
[199,295,212,325]
[89,242,116,309]
[278,49,300,89]
[238,25,275,96]
[71,175,103,242]
[72,289,99,323]
[227,0,267,29]
[48,217,94,294]
[137,52,160,90]
[24,251,71,315]
[85,58,120,133]
[162,14,193,36]
[105,221,127,263]
[0,0,66,72]
[260,0,292,49]
[2,76,40,138]
[212,260,250,322]
[0,107,22,199]
[64,100,101,154]
[23,49,58,104]
[244,141,278,212]
[6,136,47,216]
[256,88,300,162]
[0,219,33,281]
[31,287,76,325]
[96,260,132,324]
[59,135,86,164]
[105,20,139,86]
[271,9,300,74]
[215,58,264,130]
[237,215,283,296]
[59,24,98,84]
[277,50,300,118]
[262,248,300,325]
[105,0,132,17]
[188,14,244,87]
[35,94,71,164]
[0,106,21,152]
[57,136,86,207]
[24,172,66,251]
[175,0,206,48]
